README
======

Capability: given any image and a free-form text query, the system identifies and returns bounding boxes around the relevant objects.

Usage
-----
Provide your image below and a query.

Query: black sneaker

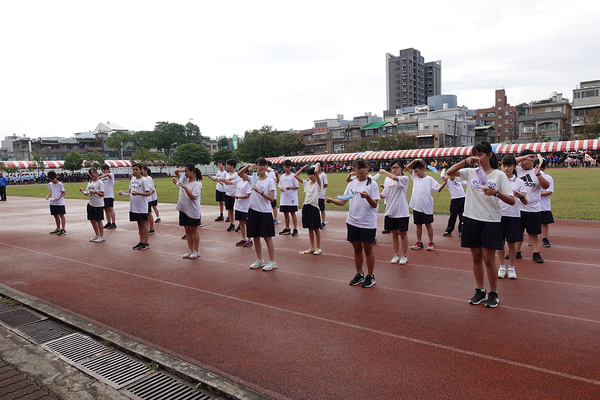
[133,242,143,250]
[215,215,224,222]
[279,228,291,235]
[155,217,161,223]
[532,252,544,263]
[349,273,364,286]
[485,291,499,308]
[382,229,391,234]
[469,288,487,305]
[225,216,230,223]
[49,229,60,235]
[58,230,66,236]
[361,274,376,288]
[542,238,551,247]
[291,229,298,237]
[103,222,111,229]
[111,223,117,229]
[320,222,326,230]
[149,228,155,235]
[506,251,522,260]
[443,231,452,237]
[138,242,150,251]
[373,238,378,245]
[235,225,241,232]
[181,235,187,240]
[227,224,235,232]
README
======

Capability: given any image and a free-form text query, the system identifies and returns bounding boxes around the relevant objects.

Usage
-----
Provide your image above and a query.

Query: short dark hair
[256,157,268,166]
[48,171,57,179]
[226,159,237,167]
[101,164,110,170]
[283,160,292,166]
[413,160,426,170]
[217,160,225,165]
[520,148,534,157]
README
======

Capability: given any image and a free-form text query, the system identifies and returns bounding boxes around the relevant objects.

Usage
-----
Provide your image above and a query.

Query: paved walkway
[1,197,599,399]
[0,359,53,400]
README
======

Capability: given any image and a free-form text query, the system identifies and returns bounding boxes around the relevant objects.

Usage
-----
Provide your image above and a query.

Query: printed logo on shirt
[471,179,496,192]
[520,174,537,188]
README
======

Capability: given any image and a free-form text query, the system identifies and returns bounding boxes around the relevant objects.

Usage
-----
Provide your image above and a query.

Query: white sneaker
[94,236,106,243]
[498,266,507,279]
[189,250,200,259]
[90,236,98,242]
[399,256,408,265]
[303,247,315,254]
[391,255,400,264]
[250,259,265,269]
[182,250,193,259]
[313,248,322,255]
[263,261,277,271]
[507,268,517,279]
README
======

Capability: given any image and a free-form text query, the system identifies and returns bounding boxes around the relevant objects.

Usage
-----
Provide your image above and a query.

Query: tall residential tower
[386,48,441,111]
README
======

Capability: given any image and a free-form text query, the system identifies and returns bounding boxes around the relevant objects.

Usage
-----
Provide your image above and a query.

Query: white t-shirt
[516,166,542,213]
[129,177,150,214]
[86,180,105,208]
[501,175,527,218]
[318,172,328,199]
[266,170,278,200]
[145,176,157,202]
[278,173,299,206]
[344,178,380,229]
[381,175,409,218]
[459,168,513,223]
[233,178,252,213]
[302,179,321,209]
[100,173,114,199]
[176,179,202,220]
[215,170,227,193]
[408,172,441,215]
[540,172,554,212]
[446,178,467,199]
[249,177,276,213]
[48,181,65,206]
[225,171,238,196]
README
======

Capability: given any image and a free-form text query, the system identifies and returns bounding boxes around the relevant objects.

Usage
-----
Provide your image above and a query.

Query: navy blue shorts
[413,210,434,225]
[247,209,275,238]
[520,211,542,235]
[346,223,376,243]
[50,205,66,215]
[500,216,523,243]
[384,216,409,232]
[225,195,235,210]
[179,211,200,227]
[302,204,321,230]
[103,198,114,208]
[461,216,503,250]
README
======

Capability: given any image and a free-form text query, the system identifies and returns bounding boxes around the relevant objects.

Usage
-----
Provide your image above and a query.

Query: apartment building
[476,89,518,143]
[572,80,600,136]
[518,92,572,142]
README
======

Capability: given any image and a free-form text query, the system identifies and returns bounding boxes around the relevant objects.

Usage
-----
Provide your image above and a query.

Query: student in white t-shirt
[266,161,279,224]
[208,161,228,222]
[441,172,467,237]
[327,159,380,288]
[79,167,105,243]
[237,158,278,271]
[142,166,158,234]
[318,167,328,229]
[278,160,299,237]
[406,159,446,251]
[45,171,66,236]
[295,162,323,255]
[174,164,203,259]
[379,159,410,265]
[497,155,528,280]
[539,160,554,248]
[446,142,515,308]
[118,163,152,250]
[222,159,238,231]
[514,149,550,263]
[99,164,117,229]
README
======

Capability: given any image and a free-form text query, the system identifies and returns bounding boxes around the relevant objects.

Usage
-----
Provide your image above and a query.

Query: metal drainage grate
[15,319,75,344]
[44,333,109,363]
[0,300,20,314]
[0,308,46,328]
[121,371,216,400]
[80,351,154,389]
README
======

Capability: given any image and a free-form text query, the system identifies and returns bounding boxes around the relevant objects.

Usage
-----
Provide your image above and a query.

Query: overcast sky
[1,0,599,140]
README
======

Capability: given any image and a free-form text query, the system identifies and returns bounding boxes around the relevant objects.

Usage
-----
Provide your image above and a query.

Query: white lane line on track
[2,241,600,388]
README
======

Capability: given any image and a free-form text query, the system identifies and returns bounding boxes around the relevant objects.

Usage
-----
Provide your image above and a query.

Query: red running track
[0,197,599,399]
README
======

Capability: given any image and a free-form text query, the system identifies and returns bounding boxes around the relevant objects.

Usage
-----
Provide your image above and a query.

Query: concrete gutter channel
[0,286,271,400]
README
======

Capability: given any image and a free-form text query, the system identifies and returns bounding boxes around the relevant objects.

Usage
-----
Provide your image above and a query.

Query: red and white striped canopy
[104,160,131,167]
[266,139,599,164]
[43,161,63,168]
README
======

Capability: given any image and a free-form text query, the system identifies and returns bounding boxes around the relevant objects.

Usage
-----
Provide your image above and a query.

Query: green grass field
[5,168,600,220]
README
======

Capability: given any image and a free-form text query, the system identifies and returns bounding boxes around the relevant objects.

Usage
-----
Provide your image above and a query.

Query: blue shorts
[346,223,376,243]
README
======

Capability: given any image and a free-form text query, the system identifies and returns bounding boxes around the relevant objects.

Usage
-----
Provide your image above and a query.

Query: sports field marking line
[3,243,600,388]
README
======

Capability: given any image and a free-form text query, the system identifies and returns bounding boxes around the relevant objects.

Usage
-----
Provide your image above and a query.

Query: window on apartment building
[498,115,502,119]
[545,107,551,112]
[505,111,509,116]
[498,98,502,102]
[553,107,562,112]
[498,124,502,128]
[479,113,483,118]
[486,112,495,117]
[498,107,502,111]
